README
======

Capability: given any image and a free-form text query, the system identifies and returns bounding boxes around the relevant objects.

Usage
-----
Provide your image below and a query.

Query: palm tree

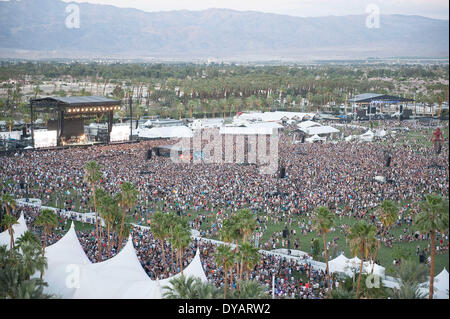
[391,259,428,299]
[162,274,201,299]
[35,209,58,255]
[15,231,41,250]
[240,242,260,281]
[312,206,334,288]
[1,214,18,257]
[414,194,449,299]
[229,280,269,299]
[372,200,398,272]
[347,222,378,299]
[116,182,139,251]
[171,222,191,275]
[1,193,16,216]
[84,161,103,261]
[16,240,47,281]
[151,212,169,265]
[235,209,256,282]
[98,193,119,258]
[215,244,234,299]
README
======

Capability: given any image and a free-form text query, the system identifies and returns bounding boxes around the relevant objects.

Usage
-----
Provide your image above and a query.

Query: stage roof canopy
[33,96,121,107]
[348,93,414,104]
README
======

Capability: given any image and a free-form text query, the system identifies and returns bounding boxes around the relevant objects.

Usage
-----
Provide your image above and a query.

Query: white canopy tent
[159,249,208,291]
[418,268,449,299]
[138,126,193,139]
[0,213,27,250]
[305,134,326,143]
[302,126,340,136]
[359,130,375,142]
[37,222,92,298]
[72,236,152,299]
[297,120,321,130]
[220,122,281,135]
[328,254,352,276]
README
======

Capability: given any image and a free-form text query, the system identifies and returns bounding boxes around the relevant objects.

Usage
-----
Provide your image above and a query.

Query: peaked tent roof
[0,213,27,250]
[72,236,152,299]
[329,254,351,274]
[159,249,208,295]
[38,222,92,299]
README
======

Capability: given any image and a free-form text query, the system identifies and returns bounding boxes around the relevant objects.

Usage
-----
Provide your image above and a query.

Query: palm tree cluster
[84,161,139,260]
[214,209,261,299]
[150,211,192,275]
[0,228,52,299]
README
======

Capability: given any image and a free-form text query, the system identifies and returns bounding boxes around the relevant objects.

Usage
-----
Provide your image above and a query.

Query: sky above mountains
[59,0,449,20]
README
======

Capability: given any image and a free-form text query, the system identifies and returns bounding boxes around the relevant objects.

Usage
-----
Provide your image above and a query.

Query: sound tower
[385,155,392,167]
[146,150,152,160]
[279,166,286,178]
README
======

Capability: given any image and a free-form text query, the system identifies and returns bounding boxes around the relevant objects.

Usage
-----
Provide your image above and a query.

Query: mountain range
[0,0,448,60]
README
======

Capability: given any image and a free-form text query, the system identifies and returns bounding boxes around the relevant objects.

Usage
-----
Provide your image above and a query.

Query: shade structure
[138,126,193,139]
[297,120,321,130]
[305,134,326,143]
[359,130,375,142]
[303,125,339,135]
[37,222,92,299]
[159,249,208,296]
[329,254,352,275]
[0,213,27,250]
[419,268,449,299]
[220,122,282,135]
[72,235,151,299]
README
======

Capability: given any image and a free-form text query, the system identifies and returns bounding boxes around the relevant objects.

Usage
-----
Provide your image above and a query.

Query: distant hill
[0,0,448,60]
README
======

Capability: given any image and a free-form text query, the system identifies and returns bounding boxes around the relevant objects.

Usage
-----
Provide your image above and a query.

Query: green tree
[347,222,378,299]
[215,244,234,299]
[414,194,449,299]
[372,200,398,271]
[312,206,334,288]
[1,214,18,257]
[116,182,139,251]
[84,160,103,261]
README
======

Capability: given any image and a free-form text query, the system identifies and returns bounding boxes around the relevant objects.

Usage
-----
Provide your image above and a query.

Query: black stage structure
[30,96,122,147]
[348,93,414,119]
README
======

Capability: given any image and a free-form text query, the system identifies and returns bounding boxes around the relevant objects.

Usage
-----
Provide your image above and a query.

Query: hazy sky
[60,0,449,20]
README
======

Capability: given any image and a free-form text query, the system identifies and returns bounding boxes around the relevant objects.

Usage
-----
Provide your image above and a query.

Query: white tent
[360,130,375,142]
[138,126,193,139]
[38,222,92,298]
[297,120,321,130]
[364,261,386,278]
[143,120,152,127]
[72,236,151,299]
[0,213,27,250]
[375,129,388,137]
[305,134,326,143]
[419,268,449,299]
[159,249,208,294]
[220,122,281,135]
[303,126,339,136]
[329,254,352,275]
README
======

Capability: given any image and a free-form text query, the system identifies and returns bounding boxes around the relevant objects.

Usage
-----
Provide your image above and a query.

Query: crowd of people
[1,119,449,298]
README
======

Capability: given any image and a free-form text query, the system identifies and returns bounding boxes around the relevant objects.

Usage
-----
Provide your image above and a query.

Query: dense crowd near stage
[1,119,449,299]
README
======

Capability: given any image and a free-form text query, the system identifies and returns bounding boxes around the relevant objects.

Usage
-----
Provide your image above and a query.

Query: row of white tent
[328,254,386,278]
[237,111,318,122]
[1,214,208,299]
[328,254,449,299]
[345,129,388,142]
[2,214,448,299]
[220,122,283,135]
